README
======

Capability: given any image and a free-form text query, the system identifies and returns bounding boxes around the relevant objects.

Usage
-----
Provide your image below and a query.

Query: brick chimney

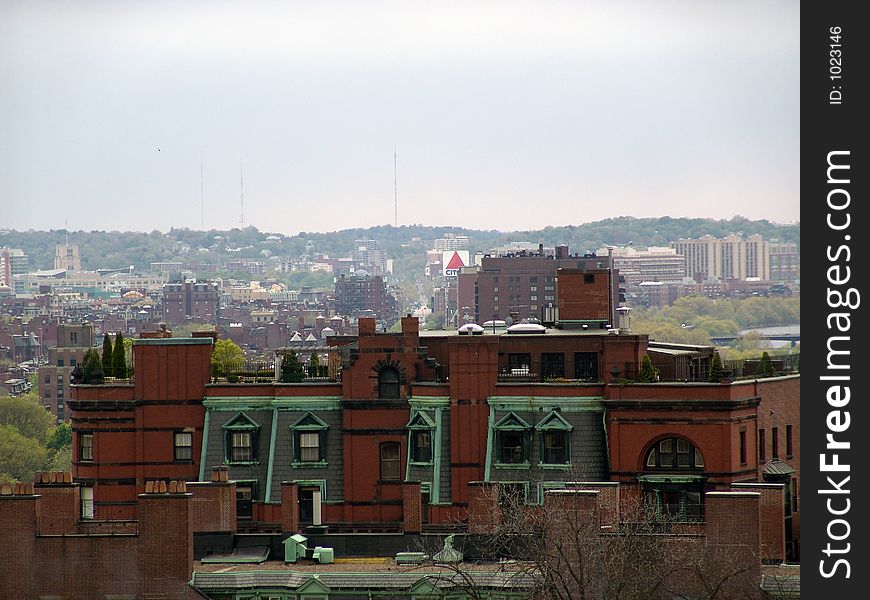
[358,317,377,335]
[33,471,79,535]
[139,481,194,598]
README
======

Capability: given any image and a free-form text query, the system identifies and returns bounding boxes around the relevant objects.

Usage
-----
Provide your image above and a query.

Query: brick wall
[402,481,422,534]
[0,480,194,599]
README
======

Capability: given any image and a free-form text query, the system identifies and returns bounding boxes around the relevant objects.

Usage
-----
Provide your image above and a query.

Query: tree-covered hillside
[0,216,798,274]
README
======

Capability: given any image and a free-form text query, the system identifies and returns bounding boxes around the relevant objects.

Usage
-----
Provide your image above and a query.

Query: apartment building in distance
[162,278,220,325]
[433,233,470,251]
[352,239,389,275]
[671,234,770,282]
[334,271,398,323]
[598,245,686,286]
[38,322,96,422]
[0,247,28,287]
[769,240,800,283]
[459,245,620,326]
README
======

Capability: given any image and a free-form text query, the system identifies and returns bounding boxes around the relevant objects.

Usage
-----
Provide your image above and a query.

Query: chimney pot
[145,481,155,494]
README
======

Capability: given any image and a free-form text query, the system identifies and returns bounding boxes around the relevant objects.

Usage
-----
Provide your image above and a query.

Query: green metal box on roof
[312,546,334,564]
[284,533,308,563]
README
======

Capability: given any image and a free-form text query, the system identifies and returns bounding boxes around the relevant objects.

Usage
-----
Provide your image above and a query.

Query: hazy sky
[1,0,799,234]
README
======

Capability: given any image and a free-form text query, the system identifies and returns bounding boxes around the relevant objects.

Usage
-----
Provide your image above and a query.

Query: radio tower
[393,145,398,227]
[239,158,245,228]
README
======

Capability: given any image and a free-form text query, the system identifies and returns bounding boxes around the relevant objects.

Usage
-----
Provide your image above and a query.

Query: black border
[802,2,868,596]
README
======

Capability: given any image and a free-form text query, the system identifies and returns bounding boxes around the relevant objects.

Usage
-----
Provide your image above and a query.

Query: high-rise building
[38,322,95,422]
[458,246,619,326]
[597,245,686,286]
[671,234,770,282]
[54,244,81,271]
[334,272,398,324]
[769,240,800,282]
[1,247,28,286]
[162,279,220,325]
[352,239,388,275]
[433,233,470,251]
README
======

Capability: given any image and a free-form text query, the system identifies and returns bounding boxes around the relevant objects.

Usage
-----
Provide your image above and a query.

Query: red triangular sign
[446,252,465,270]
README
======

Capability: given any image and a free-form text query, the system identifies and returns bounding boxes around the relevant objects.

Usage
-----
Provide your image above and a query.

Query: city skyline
[2,1,799,233]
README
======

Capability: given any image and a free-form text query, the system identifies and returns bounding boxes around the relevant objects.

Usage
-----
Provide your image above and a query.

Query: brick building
[1,471,793,598]
[458,246,621,326]
[38,322,96,422]
[163,278,220,325]
[334,272,398,324]
[69,318,799,561]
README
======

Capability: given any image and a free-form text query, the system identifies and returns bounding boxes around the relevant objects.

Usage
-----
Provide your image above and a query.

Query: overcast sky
[1,0,799,234]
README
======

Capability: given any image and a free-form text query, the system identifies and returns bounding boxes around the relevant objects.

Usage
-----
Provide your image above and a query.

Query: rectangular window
[231,432,253,462]
[541,353,565,379]
[508,353,531,372]
[758,429,766,462]
[380,443,401,480]
[81,487,94,520]
[739,429,747,465]
[45,375,50,384]
[772,427,779,459]
[70,358,77,367]
[80,433,93,461]
[413,430,432,463]
[299,432,320,462]
[530,285,537,292]
[543,431,568,464]
[574,352,599,381]
[584,274,595,284]
[786,425,793,458]
[530,294,538,301]
[174,432,193,461]
[500,431,526,463]
[57,358,64,367]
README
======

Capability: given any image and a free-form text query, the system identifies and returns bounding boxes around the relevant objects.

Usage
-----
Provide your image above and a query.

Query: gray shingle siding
[271,409,344,502]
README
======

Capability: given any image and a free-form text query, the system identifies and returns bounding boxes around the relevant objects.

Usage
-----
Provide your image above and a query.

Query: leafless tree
[405,482,766,600]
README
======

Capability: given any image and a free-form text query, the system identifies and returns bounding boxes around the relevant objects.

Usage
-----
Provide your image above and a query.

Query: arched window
[642,437,705,522]
[378,367,401,399]
[380,442,401,480]
[645,437,704,470]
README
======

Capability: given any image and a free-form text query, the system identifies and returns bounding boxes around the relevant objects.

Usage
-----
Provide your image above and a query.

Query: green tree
[637,354,660,383]
[211,338,244,379]
[309,352,321,377]
[0,424,48,482]
[123,336,134,377]
[0,393,54,442]
[760,351,775,377]
[709,352,723,383]
[81,348,104,384]
[102,333,114,378]
[46,422,73,450]
[280,350,305,383]
[112,331,128,378]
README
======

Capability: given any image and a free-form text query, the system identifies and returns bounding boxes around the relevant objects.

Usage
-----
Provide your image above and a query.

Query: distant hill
[0,216,799,274]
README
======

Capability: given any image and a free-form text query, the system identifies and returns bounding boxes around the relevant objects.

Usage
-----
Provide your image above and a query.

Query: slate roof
[190,568,537,591]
